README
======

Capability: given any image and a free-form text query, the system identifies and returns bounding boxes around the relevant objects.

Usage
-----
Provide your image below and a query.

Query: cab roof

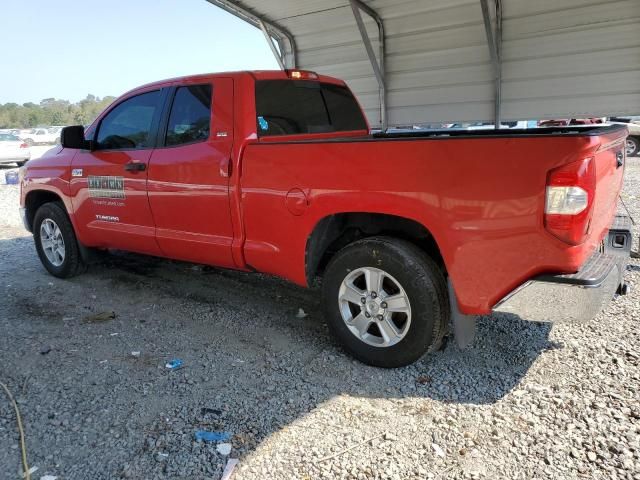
[121,70,346,98]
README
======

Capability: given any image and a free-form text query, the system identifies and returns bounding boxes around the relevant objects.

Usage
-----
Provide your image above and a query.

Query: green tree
[0,94,116,129]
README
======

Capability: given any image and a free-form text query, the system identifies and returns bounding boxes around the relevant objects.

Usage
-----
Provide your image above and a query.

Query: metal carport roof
[206,0,640,130]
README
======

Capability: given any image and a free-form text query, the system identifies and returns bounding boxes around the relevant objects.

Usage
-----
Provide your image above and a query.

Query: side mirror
[61,125,90,149]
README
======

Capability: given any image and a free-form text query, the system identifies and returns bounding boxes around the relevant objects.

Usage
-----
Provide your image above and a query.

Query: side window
[165,84,212,147]
[255,80,367,136]
[96,90,160,150]
[255,81,329,136]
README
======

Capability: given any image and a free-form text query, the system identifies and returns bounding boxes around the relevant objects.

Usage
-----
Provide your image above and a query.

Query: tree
[0,95,116,128]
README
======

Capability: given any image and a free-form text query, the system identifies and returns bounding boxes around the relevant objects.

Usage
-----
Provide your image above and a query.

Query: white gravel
[0,156,639,480]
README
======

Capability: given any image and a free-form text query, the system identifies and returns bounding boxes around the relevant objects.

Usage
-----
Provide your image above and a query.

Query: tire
[322,236,449,368]
[33,202,86,278]
[627,137,639,157]
[16,161,26,167]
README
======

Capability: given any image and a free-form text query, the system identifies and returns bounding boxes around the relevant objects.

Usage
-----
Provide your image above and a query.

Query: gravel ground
[0,157,639,480]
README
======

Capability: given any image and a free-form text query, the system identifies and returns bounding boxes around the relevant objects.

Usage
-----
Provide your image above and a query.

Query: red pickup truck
[19,70,631,367]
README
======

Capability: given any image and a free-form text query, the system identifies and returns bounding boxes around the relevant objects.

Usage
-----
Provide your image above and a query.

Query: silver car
[0,133,31,166]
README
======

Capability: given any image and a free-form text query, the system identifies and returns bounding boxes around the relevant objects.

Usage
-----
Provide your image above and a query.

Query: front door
[70,89,165,255]
[147,79,235,267]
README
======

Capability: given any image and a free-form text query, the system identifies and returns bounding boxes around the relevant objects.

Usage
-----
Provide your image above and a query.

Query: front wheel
[322,237,449,368]
[33,202,86,278]
[627,137,639,157]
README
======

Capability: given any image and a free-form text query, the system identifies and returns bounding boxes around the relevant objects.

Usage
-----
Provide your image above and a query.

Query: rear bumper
[494,215,630,323]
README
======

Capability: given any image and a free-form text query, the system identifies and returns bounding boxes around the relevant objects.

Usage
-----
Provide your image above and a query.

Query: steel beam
[259,20,285,70]
[205,0,297,68]
[481,0,502,128]
[349,0,387,131]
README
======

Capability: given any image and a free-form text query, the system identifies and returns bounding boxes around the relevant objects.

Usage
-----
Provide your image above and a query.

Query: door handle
[124,162,146,172]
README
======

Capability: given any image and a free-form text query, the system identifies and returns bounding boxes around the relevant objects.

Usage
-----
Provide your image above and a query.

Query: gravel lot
[0,155,639,480]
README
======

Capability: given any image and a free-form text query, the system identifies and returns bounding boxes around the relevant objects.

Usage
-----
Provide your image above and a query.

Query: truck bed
[242,123,627,314]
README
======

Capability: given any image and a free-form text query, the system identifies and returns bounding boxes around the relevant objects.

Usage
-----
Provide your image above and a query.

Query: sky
[0,0,278,104]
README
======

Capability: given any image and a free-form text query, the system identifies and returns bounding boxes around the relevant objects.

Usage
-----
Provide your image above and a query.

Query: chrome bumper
[494,216,630,323]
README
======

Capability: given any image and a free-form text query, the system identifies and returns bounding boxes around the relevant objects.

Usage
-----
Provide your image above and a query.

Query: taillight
[544,157,596,245]
[20,143,28,149]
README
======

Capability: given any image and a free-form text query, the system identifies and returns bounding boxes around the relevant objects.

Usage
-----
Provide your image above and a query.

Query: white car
[608,118,640,157]
[20,128,59,146]
[0,133,31,166]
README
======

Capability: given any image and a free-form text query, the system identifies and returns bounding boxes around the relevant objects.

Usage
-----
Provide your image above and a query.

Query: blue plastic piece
[258,116,269,131]
[194,430,232,442]
[165,359,183,370]
[5,171,19,185]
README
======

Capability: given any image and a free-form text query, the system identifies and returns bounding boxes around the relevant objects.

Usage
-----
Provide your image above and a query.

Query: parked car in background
[0,133,30,166]
[608,117,640,157]
[610,116,640,124]
[448,120,535,130]
[20,128,60,145]
[9,129,30,138]
[48,126,64,136]
[538,118,605,127]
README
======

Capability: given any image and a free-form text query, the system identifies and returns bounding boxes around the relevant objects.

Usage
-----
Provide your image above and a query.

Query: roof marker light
[286,69,319,80]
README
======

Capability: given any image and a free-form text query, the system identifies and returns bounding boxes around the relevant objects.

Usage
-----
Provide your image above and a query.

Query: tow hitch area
[617,283,630,295]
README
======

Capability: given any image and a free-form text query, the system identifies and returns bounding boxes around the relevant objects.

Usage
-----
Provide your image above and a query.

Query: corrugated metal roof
[208,0,640,127]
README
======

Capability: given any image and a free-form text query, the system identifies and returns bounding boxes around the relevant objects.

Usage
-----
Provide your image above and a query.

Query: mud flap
[447,280,476,349]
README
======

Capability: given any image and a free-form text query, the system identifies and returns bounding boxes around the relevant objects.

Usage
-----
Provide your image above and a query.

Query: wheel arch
[305,212,445,284]
[24,189,66,231]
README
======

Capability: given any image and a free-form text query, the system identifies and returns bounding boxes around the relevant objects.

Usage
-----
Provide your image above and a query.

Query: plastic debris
[4,171,19,185]
[165,359,183,370]
[194,430,231,442]
[83,311,116,323]
[21,466,38,478]
[432,443,445,457]
[296,308,308,318]
[221,458,239,480]
[131,351,141,358]
[216,443,232,456]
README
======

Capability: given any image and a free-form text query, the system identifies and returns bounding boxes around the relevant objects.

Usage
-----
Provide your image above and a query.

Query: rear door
[147,79,235,267]
[70,89,166,254]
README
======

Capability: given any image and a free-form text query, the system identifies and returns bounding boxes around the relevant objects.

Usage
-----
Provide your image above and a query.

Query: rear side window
[165,84,212,147]
[96,90,160,150]
[255,80,367,136]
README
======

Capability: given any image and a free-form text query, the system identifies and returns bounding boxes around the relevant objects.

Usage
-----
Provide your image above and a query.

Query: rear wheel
[322,236,449,368]
[627,137,639,157]
[33,202,86,278]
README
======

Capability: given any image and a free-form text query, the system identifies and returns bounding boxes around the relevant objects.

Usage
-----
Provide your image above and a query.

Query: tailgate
[589,128,627,248]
